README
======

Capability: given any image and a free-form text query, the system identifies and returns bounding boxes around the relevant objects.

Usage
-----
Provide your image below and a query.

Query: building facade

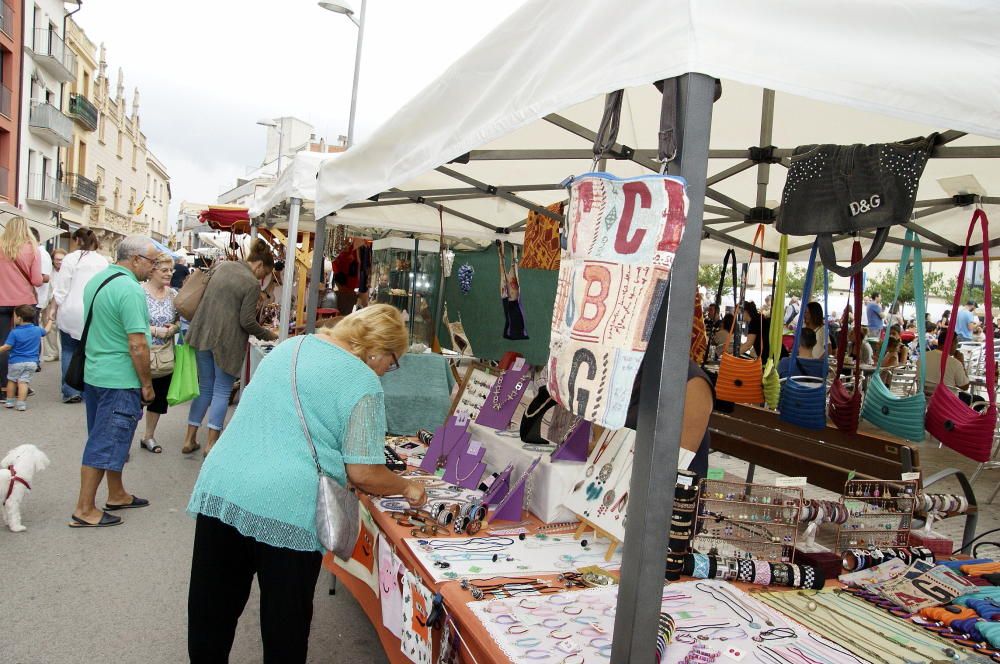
[61,17,170,255]
[20,0,75,231]
[0,0,22,204]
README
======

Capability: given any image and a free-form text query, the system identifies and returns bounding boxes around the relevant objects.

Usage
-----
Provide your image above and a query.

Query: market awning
[199,205,251,233]
[0,202,62,244]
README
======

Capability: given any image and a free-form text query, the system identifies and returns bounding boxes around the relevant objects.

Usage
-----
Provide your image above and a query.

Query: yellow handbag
[762,235,788,409]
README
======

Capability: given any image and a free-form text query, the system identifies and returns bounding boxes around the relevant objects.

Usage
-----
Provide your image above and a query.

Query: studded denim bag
[776,134,937,277]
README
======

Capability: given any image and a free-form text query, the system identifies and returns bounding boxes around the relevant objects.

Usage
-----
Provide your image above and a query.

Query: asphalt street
[3,359,388,664]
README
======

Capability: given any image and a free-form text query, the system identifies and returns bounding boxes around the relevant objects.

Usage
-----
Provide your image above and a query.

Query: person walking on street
[50,228,108,403]
[170,254,190,289]
[30,229,52,330]
[42,248,66,362]
[0,217,43,399]
[0,305,53,410]
[866,292,885,337]
[140,254,180,454]
[955,300,977,342]
[70,235,159,528]
[182,240,279,456]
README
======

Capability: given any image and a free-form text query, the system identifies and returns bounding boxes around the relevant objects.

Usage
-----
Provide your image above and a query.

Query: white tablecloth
[468,422,583,524]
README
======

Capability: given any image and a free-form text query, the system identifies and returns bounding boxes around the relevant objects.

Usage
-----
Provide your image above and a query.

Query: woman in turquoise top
[187,304,426,663]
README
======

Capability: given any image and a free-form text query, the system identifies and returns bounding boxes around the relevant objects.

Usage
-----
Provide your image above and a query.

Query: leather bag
[716,227,765,405]
[779,240,829,430]
[290,336,360,558]
[828,241,865,433]
[860,230,927,441]
[763,235,788,409]
[925,209,997,462]
[776,134,937,277]
[65,273,126,391]
[150,337,175,378]
[173,267,212,321]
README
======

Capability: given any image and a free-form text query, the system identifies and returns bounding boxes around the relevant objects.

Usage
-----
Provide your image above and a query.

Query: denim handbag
[763,235,788,410]
[860,231,926,441]
[776,134,937,277]
[779,241,829,430]
[290,336,360,558]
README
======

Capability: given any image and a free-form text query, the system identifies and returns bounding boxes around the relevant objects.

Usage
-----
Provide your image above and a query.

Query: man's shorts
[7,362,36,384]
[82,384,142,472]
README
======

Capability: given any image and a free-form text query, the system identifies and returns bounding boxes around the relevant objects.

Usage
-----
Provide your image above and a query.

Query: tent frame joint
[745,206,776,224]
[748,145,780,164]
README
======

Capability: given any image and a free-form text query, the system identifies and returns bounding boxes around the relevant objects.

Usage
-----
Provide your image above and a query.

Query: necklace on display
[451,450,482,483]
[585,432,629,503]
[491,371,526,411]
[575,435,615,492]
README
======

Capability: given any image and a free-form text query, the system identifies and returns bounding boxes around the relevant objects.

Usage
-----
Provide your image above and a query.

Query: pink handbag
[925,209,997,462]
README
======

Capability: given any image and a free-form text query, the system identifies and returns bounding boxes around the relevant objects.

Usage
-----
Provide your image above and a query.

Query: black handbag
[65,273,126,391]
[776,133,937,277]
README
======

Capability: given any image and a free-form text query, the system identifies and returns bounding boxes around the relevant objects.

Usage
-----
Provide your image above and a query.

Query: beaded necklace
[490,370,526,411]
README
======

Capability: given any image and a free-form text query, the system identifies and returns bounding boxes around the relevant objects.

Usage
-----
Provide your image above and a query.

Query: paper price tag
[706,468,725,481]
[677,475,694,487]
[901,472,921,481]
[455,411,470,427]
[468,439,483,455]
[512,358,526,371]
[775,476,807,487]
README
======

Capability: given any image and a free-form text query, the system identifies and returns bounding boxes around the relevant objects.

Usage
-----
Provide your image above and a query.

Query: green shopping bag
[166,337,199,406]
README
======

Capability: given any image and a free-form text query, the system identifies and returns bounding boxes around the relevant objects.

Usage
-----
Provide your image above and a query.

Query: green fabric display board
[438,245,557,366]
[379,353,456,435]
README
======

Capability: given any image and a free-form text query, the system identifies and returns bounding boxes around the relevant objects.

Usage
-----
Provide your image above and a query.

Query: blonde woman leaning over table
[186,304,427,664]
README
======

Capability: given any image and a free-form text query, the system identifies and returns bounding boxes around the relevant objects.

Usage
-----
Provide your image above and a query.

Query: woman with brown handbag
[139,253,180,453]
[0,217,43,399]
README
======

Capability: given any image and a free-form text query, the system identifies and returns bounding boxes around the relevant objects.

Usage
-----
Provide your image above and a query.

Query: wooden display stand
[574,516,620,562]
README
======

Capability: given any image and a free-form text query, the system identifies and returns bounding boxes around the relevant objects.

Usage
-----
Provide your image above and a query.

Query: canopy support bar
[387,188,501,232]
[278,197,301,342]
[755,89,776,208]
[612,73,716,664]
[305,215,328,333]
[343,194,490,209]
[435,166,565,222]
[707,159,755,186]
[703,227,779,259]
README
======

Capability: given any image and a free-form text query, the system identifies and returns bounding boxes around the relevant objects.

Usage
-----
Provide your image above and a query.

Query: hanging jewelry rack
[835,479,917,553]
[692,478,803,563]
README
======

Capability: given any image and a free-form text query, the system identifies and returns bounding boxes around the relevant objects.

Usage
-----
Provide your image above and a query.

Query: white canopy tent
[0,203,62,244]
[305,4,1000,658]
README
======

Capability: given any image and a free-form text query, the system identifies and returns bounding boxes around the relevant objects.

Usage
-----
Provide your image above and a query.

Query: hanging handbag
[166,332,200,406]
[716,226,765,405]
[65,272,126,391]
[174,267,213,320]
[925,209,997,462]
[763,235,788,409]
[150,336,176,378]
[860,230,927,441]
[776,133,937,277]
[828,241,865,433]
[497,241,528,340]
[290,336,360,558]
[779,241,830,430]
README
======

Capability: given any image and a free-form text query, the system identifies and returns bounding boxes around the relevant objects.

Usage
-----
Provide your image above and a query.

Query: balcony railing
[30,28,76,83]
[29,101,73,147]
[26,173,69,210]
[66,173,97,205]
[68,93,98,131]
[0,3,12,39]
[0,83,10,119]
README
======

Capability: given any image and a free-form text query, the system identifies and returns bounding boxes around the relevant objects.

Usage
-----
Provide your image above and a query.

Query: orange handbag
[715,226,765,404]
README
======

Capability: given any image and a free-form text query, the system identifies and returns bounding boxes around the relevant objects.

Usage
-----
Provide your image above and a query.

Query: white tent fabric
[0,203,62,244]
[249,151,332,220]
[315,0,1000,263]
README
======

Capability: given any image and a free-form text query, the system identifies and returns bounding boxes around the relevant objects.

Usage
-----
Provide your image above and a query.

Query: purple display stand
[442,439,486,490]
[475,363,530,429]
[489,457,541,523]
[483,464,514,506]
[418,415,470,474]
[550,420,591,463]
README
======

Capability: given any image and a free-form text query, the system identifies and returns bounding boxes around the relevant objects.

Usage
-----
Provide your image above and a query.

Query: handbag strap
[593,90,624,168]
[727,225,766,351]
[767,235,789,366]
[79,272,126,349]
[835,241,864,378]
[874,230,926,390]
[290,336,324,476]
[789,240,829,367]
[942,209,995,404]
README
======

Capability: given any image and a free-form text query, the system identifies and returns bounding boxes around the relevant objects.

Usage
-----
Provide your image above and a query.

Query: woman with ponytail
[183,240,279,455]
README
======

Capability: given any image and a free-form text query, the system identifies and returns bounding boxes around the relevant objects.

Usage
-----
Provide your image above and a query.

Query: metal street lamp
[318,0,366,148]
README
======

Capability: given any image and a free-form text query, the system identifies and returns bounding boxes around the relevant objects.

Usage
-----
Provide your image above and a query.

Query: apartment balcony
[29,101,73,147]
[89,205,133,236]
[0,2,13,39]
[68,93,98,131]
[0,165,9,200]
[26,173,69,210]
[29,28,76,83]
[66,173,97,205]
[0,82,10,119]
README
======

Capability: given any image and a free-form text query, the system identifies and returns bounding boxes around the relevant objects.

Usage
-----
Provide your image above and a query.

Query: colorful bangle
[753,560,771,586]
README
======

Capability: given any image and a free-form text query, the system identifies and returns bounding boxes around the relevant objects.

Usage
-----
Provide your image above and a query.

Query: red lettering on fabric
[574,265,611,334]
[615,181,652,255]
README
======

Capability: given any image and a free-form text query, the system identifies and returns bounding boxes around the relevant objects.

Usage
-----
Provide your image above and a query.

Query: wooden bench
[708,403,979,550]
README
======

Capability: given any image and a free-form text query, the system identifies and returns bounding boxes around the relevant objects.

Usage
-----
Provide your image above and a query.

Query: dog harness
[4,465,30,505]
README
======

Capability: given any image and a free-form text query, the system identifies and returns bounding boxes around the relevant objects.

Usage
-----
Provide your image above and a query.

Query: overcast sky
[75,0,528,225]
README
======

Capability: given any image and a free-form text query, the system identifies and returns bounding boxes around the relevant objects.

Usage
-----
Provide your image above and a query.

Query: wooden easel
[574,515,621,562]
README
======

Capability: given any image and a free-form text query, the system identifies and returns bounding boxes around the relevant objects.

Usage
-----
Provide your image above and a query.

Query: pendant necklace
[574,433,616,492]
[491,370,526,411]
[598,445,634,515]
[585,432,628,504]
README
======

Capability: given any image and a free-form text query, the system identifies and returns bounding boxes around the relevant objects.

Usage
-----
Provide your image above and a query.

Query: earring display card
[562,428,635,542]
[372,469,483,514]
[476,364,531,429]
[836,479,917,553]
[693,479,803,563]
[405,532,624,583]
[454,368,497,421]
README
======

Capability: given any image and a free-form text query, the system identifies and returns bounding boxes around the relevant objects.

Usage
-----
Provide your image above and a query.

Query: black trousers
[188,514,323,664]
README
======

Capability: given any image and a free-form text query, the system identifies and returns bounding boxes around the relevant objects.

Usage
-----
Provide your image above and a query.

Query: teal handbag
[778,240,830,430]
[860,230,926,441]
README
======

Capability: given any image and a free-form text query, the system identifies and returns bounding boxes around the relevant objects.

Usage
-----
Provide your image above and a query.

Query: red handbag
[828,241,864,433]
[925,209,997,462]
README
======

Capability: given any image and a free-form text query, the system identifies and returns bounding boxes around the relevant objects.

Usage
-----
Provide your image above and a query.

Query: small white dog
[1,444,50,532]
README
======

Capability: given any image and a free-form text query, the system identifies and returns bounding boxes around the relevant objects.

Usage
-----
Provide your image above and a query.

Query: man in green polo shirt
[70,235,159,528]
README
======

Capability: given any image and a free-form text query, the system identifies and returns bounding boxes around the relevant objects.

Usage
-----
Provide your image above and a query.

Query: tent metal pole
[435,166,565,222]
[343,194,490,209]
[756,90,775,207]
[703,227,779,260]
[278,197,301,342]
[904,221,958,253]
[305,215,328,333]
[707,159,755,186]
[387,189,501,232]
[706,187,751,215]
[610,72,715,664]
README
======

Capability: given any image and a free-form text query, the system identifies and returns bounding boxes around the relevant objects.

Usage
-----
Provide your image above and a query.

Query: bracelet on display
[478,472,500,493]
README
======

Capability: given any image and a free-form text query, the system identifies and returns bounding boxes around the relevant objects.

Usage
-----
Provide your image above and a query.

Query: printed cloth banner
[378,534,405,639]
[520,201,564,270]
[331,502,379,595]
[547,172,688,429]
[401,570,434,664]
